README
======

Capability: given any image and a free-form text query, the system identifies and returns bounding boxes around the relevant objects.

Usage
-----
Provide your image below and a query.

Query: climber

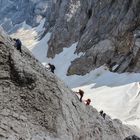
[48,63,55,73]
[13,38,22,53]
[85,99,91,105]
[75,89,84,102]
[99,110,103,116]
[103,113,106,119]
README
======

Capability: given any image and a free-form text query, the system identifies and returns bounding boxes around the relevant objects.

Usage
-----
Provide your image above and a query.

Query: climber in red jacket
[84,99,91,105]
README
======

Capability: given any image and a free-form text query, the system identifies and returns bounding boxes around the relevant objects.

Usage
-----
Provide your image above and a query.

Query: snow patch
[47,42,83,80]
[31,32,51,61]
[72,67,140,130]
[35,18,45,32]
[11,19,45,47]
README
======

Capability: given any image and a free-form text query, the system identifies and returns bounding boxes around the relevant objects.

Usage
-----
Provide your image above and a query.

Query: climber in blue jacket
[13,38,22,53]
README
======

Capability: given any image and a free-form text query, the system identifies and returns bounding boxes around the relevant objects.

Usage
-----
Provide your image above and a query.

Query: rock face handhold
[124,135,140,140]
[0,29,135,140]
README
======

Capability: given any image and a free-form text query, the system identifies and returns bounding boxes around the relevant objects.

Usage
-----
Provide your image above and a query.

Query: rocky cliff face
[0,28,135,140]
[47,0,140,75]
[0,0,54,31]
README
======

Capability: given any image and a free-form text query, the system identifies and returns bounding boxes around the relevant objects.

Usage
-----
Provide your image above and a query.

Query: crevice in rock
[125,0,133,12]
[0,134,5,138]
[72,101,77,109]
[80,25,86,35]
[87,8,92,19]
[10,126,18,134]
